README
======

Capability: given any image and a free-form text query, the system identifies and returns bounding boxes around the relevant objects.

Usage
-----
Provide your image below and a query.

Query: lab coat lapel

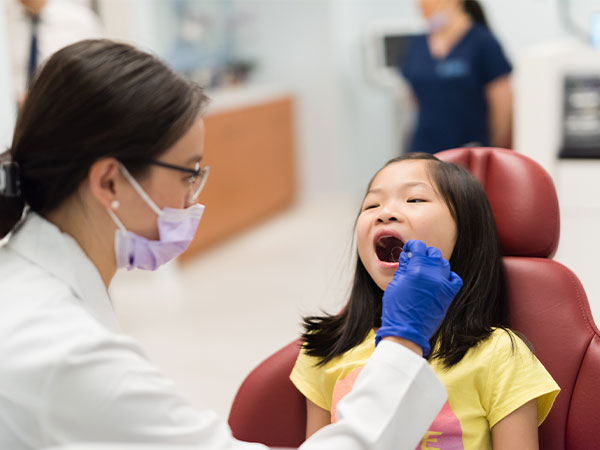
[8,212,120,332]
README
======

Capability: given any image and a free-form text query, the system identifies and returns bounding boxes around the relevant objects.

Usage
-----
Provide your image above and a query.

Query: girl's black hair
[0,39,209,239]
[464,0,488,28]
[301,153,508,368]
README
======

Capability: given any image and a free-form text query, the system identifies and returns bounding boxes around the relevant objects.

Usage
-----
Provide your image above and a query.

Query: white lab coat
[0,212,446,449]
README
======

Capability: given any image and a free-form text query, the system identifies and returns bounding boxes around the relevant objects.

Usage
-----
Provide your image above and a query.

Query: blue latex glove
[375,239,463,357]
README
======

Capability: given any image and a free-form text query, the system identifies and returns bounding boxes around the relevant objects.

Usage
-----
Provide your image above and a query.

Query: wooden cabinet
[179,96,296,261]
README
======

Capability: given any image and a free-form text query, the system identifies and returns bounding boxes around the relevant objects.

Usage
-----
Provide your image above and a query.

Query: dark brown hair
[0,39,209,238]
[301,153,509,368]
[464,0,488,27]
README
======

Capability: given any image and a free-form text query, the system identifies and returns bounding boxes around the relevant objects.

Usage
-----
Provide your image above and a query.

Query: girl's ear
[87,158,121,209]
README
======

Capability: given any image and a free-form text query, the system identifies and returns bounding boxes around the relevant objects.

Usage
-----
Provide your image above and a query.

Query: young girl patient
[290,153,559,449]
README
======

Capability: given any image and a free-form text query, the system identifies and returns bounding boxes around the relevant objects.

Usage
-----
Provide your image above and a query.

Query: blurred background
[1,0,600,419]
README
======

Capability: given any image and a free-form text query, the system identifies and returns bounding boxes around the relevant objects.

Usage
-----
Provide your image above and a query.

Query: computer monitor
[559,74,600,158]
[363,20,426,89]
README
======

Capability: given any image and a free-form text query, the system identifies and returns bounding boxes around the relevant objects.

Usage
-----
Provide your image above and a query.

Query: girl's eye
[363,204,378,211]
[407,198,426,203]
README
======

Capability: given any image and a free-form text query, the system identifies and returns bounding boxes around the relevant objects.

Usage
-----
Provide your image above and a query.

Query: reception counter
[179,86,297,261]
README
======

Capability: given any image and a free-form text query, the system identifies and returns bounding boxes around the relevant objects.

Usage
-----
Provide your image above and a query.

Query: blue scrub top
[399,24,512,154]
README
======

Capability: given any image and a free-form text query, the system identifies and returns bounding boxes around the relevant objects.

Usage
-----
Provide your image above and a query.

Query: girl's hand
[376,239,463,356]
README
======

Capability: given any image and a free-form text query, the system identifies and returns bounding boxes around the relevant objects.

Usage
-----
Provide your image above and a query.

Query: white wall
[329,0,416,197]
[0,1,16,150]
[232,0,346,199]
[97,0,160,53]
[481,0,570,59]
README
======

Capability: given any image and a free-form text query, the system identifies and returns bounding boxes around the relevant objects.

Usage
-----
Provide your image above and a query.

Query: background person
[5,0,104,107]
[399,0,513,153]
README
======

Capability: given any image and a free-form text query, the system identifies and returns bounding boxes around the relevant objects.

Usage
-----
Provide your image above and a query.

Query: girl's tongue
[375,236,404,263]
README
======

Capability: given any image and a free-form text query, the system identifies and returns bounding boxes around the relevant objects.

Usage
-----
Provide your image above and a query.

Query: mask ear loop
[118,162,162,216]
[106,207,127,231]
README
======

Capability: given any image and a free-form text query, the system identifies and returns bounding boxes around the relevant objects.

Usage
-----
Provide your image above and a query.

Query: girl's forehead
[371,160,434,187]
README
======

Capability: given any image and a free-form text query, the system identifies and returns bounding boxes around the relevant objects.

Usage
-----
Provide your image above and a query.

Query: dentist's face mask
[419,0,449,31]
[427,11,449,31]
[107,163,205,271]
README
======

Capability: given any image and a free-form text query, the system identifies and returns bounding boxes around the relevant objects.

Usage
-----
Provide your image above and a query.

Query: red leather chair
[228,147,600,450]
[228,339,305,447]
[437,147,600,450]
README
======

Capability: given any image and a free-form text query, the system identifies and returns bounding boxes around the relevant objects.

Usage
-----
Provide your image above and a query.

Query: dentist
[0,39,462,449]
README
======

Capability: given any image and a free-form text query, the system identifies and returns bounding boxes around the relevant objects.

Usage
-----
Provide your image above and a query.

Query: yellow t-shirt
[290,328,560,450]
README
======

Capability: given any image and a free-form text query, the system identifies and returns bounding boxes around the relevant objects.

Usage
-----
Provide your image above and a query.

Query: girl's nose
[376,207,401,223]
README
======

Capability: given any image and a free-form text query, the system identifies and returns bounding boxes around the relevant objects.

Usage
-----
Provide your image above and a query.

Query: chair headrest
[436,148,560,258]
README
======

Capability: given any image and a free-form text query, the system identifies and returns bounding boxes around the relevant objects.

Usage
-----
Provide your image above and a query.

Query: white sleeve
[44,326,443,450]
[299,340,447,450]
[42,330,265,450]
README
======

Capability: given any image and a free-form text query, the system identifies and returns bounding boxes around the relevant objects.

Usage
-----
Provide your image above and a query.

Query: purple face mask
[427,12,449,32]
[107,164,205,271]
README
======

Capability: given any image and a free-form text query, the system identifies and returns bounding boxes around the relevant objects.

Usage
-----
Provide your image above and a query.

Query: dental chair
[228,147,600,450]
[228,339,305,448]
[437,147,600,449]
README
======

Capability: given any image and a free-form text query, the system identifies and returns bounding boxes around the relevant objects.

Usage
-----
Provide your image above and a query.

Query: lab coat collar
[7,212,120,332]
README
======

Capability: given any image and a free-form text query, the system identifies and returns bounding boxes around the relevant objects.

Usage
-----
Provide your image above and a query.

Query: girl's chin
[376,276,394,292]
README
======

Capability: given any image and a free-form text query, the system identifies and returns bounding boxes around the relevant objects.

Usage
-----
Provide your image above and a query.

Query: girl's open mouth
[375,236,404,263]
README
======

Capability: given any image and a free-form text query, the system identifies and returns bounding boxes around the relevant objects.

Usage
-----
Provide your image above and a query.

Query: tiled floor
[109,197,359,418]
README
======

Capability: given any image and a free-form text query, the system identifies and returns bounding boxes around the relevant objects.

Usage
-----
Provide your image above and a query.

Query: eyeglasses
[149,159,210,203]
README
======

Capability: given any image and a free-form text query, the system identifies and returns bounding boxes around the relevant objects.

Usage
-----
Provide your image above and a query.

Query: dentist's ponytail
[464,0,488,28]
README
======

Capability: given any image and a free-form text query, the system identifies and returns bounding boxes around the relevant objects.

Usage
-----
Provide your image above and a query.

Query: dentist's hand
[376,239,463,357]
